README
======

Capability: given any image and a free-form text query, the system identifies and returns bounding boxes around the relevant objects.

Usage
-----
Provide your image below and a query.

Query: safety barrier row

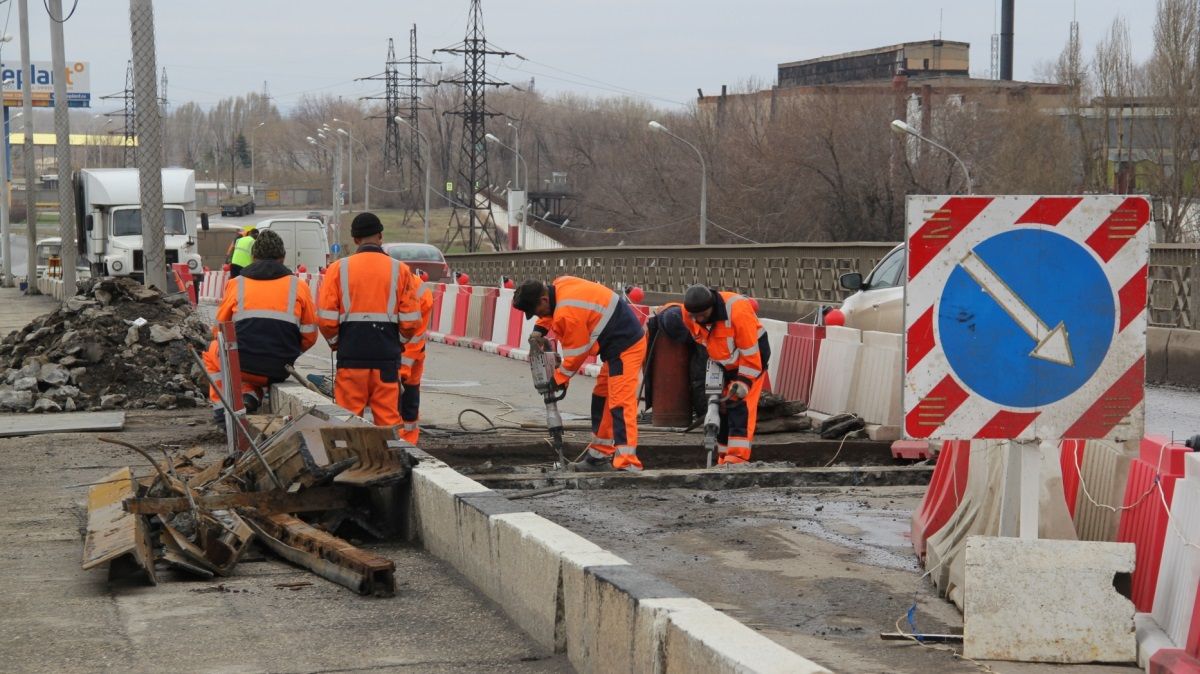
[197,269,322,306]
[35,276,65,300]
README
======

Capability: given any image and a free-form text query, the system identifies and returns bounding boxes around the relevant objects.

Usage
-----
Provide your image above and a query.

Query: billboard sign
[1,60,91,108]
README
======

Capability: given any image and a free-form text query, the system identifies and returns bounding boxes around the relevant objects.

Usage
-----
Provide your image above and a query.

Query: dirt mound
[0,277,211,413]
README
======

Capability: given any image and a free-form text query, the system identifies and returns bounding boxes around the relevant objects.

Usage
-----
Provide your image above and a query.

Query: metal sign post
[903,195,1151,538]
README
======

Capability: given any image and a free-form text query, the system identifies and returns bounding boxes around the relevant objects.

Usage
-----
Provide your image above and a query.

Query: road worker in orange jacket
[680,285,771,465]
[513,276,648,472]
[398,269,434,444]
[317,212,422,427]
[204,229,318,424]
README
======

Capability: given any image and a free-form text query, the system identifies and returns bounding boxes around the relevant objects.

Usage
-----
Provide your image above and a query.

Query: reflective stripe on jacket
[533,276,644,382]
[681,290,769,386]
[317,244,422,370]
[213,260,318,381]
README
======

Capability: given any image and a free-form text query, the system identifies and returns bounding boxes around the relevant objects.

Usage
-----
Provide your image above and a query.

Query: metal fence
[447,242,1200,328]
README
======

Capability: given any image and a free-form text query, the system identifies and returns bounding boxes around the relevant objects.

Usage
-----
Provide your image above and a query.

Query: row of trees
[144,0,1200,245]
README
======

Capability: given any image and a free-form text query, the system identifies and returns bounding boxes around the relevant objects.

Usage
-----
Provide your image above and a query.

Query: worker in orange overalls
[680,285,771,465]
[398,269,434,444]
[317,212,422,427]
[204,229,318,425]
[513,276,648,472]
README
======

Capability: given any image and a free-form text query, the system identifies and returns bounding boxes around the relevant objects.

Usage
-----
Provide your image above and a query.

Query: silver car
[838,244,904,333]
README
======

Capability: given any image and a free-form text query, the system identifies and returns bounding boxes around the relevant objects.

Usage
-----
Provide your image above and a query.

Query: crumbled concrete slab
[0,410,125,437]
[963,536,1135,663]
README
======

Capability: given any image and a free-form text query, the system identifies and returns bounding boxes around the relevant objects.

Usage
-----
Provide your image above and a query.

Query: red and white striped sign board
[904,195,1149,442]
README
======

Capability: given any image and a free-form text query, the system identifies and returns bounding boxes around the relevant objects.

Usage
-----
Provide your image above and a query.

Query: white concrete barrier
[808,325,862,416]
[849,330,902,431]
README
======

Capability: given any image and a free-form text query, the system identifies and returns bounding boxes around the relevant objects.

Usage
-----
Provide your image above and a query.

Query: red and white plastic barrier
[198,269,231,305]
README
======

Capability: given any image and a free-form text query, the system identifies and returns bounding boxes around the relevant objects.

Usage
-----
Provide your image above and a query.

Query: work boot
[242,393,261,414]
[568,456,614,472]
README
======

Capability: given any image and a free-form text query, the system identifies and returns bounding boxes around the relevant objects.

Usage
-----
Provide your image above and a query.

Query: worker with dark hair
[513,276,647,472]
[318,212,422,427]
[679,284,770,465]
[204,228,318,426]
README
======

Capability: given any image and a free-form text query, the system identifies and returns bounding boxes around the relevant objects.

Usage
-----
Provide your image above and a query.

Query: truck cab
[74,168,204,281]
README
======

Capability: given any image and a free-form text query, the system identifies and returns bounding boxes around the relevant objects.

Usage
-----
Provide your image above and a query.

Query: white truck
[73,168,207,282]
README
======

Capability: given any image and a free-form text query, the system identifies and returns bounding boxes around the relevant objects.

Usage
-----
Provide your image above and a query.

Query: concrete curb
[270,382,831,674]
[1147,326,1200,388]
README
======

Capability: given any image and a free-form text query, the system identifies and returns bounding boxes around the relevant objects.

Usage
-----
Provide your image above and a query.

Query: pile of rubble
[83,415,410,596]
[0,277,211,413]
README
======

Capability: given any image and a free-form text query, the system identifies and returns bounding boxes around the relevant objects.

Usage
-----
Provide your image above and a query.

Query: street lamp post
[485,132,528,250]
[648,120,707,245]
[337,128,369,212]
[890,119,974,194]
[333,119,354,210]
[394,116,431,244]
[312,133,342,255]
[250,121,265,199]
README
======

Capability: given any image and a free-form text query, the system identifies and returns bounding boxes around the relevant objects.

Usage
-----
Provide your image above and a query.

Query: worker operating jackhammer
[679,284,771,465]
[513,276,648,472]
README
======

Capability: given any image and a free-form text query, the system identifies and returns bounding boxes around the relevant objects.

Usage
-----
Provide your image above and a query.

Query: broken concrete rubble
[83,418,412,597]
[0,277,210,414]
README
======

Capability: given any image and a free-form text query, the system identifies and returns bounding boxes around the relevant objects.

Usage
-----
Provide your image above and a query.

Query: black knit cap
[350,212,384,238]
[512,279,547,319]
[683,284,716,313]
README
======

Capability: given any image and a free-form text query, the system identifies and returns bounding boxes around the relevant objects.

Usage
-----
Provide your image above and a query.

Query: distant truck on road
[72,168,205,282]
[220,192,256,217]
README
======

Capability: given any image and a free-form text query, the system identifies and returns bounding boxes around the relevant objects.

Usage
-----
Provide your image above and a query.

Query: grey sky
[7,0,1155,114]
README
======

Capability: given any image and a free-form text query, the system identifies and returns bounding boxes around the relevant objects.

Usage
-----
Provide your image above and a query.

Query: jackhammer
[702,359,725,468]
[529,340,569,468]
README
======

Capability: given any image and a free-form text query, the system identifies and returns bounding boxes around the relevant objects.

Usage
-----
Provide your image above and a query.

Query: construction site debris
[82,418,413,596]
[0,410,125,438]
[0,277,210,413]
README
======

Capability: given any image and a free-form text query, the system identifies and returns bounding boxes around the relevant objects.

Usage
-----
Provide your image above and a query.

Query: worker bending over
[204,229,318,422]
[680,285,770,465]
[513,276,647,472]
[318,212,422,427]
[398,269,434,444]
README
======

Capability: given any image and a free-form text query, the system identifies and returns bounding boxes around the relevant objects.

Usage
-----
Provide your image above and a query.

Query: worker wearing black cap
[513,276,647,472]
[680,284,770,465]
[317,212,423,428]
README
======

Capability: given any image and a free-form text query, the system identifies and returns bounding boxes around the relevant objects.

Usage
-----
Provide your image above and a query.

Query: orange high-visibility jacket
[533,276,645,386]
[317,245,422,370]
[682,290,766,386]
[214,261,318,381]
[401,278,435,372]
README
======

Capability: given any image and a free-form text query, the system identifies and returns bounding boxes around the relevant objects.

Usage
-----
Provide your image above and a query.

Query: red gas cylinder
[650,335,692,427]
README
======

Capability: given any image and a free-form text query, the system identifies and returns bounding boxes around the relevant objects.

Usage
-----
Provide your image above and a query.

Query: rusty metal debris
[81,421,414,596]
[245,513,396,597]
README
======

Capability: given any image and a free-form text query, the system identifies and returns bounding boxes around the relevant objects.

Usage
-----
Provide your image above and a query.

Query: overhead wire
[43,0,78,23]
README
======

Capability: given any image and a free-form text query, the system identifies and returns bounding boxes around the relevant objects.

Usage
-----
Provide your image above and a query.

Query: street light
[309,134,342,252]
[337,128,370,212]
[485,132,529,250]
[394,115,431,244]
[249,121,265,199]
[890,119,974,194]
[648,120,708,245]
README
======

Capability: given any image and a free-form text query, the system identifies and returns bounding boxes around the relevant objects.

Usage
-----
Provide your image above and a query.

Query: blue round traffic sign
[938,229,1115,408]
[331,243,341,255]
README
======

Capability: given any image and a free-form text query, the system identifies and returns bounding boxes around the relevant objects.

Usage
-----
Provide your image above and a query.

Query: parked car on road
[838,244,904,333]
[381,242,450,282]
[34,237,92,280]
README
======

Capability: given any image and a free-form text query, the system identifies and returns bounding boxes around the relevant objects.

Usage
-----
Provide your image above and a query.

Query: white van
[254,218,329,272]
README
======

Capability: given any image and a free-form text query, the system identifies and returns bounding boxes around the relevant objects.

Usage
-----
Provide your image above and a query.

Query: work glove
[726,380,749,401]
[528,331,549,351]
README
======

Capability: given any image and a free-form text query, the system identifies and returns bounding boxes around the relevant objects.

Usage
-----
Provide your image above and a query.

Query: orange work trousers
[582,334,647,471]
[717,374,764,464]
[203,340,269,409]
[336,367,401,427]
